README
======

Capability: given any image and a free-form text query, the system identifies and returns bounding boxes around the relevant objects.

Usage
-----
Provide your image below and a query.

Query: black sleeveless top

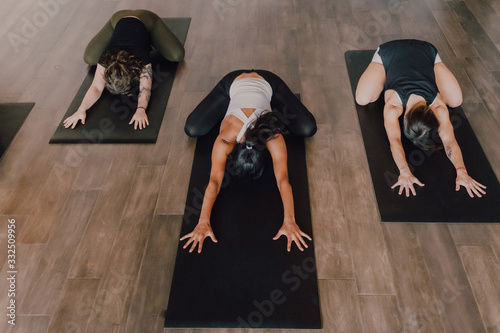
[379,39,439,108]
[99,17,152,65]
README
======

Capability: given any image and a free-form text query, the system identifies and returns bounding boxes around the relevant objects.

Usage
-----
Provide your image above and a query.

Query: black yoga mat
[164,127,322,329]
[345,50,500,222]
[0,103,34,158]
[50,18,190,144]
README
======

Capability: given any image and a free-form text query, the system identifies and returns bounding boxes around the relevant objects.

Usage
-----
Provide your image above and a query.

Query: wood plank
[448,224,490,245]
[186,39,217,92]
[138,106,180,166]
[276,0,300,30]
[415,223,487,333]
[463,0,500,47]
[424,0,450,12]
[396,0,463,68]
[451,1,500,71]
[71,145,117,190]
[460,102,500,178]
[395,0,439,38]
[333,1,382,53]
[318,65,362,130]
[307,125,354,279]
[464,57,500,131]
[155,93,200,215]
[296,72,329,125]
[124,215,182,333]
[275,29,300,93]
[1,143,68,217]
[488,225,500,261]
[18,165,77,244]
[0,244,45,315]
[0,107,53,190]
[22,190,99,315]
[69,145,144,278]
[458,245,500,332]
[382,223,445,333]
[358,295,402,333]
[1,315,51,333]
[85,166,163,332]
[455,69,483,105]
[46,278,101,333]
[335,130,396,295]
[433,10,478,59]
[0,190,11,216]
[35,2,117,80]
[317,279,363,333]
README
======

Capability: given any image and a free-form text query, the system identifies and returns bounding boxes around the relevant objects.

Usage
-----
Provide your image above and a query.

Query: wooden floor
[1,0,500,332]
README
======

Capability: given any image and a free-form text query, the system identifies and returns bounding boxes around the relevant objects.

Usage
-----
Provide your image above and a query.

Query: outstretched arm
[267,135,311,251]
[64,64,106,129]
[383,98,425,196]
[129,64,152,130]
[180,136,234,253]
[434,101,486,197]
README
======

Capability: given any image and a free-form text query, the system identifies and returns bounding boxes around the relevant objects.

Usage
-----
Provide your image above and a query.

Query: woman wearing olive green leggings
[64,9,185,130]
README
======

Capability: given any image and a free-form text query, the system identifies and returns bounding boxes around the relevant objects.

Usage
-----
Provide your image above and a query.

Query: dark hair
[228,111,287,181]
[99,50,143,95]
[403,103,443,150]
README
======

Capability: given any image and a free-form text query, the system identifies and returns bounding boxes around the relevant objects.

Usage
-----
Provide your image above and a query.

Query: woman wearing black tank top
[63,10,184,130]
[356,39,486,198]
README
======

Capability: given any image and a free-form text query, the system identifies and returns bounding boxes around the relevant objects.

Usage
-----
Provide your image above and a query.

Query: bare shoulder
[266,134,286,159]
[212,135,235,160]
[431,94,451,122]
[383,90,403,118]
[218,118,241,143]
[384,90,401,105]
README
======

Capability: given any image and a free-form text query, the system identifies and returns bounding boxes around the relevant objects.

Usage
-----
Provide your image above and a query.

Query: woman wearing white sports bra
[182,69,317,253]
[356,39,486,198]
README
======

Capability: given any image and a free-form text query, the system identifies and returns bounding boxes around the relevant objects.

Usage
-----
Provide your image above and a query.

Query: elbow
[207,177,222,196]
[277,177,291,191]
[91,85,105,96]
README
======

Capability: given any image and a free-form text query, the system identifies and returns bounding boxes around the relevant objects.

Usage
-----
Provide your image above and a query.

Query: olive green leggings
[83,9,185,65]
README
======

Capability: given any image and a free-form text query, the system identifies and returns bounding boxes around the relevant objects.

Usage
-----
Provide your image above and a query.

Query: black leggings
[184,70,317,137]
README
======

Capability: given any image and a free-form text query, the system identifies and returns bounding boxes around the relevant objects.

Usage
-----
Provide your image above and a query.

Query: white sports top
[224,77,273,142]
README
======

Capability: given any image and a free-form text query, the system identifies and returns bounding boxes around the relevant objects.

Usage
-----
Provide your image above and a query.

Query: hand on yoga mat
[129,109,150,130]
[273,219,312,252]
[391,169,425,197]
[456,170,487,198]
[180,221,218,253]
[63,109,86,129]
